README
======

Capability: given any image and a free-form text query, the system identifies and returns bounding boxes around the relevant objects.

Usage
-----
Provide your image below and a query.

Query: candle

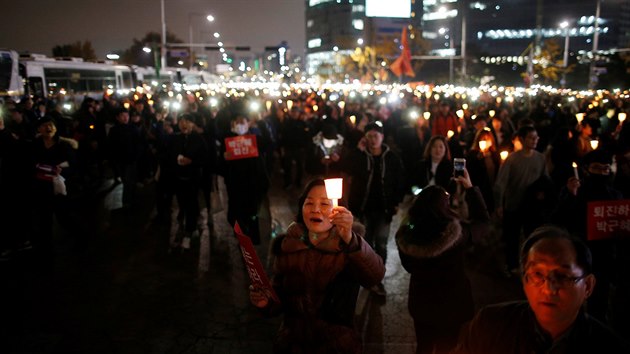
[423,112,431,120]
[338,101,346,110]
[572,162,579,179]
[313,105,319,112]
[324,178,343,208]
[590,140,599,150]
[478,140,488,152]
[489,110,496,118]
[265,100,272,111]
[575,113,585,123]
[349,115,356,125]
[456,109,464,119]
[447,130,455,139]
[500,151,509,161]
[619,112,627,123]
[287,100,293,110]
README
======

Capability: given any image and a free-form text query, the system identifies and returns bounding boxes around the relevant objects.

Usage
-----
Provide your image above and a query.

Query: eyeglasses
[524,270,587,289]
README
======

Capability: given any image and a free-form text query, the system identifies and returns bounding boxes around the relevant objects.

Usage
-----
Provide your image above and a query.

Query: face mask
[323,138,337,149]
[232,123,249,135]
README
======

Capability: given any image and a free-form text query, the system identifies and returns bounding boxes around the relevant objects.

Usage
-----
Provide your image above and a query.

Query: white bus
[0,49,21,97]
[18,53,135,99]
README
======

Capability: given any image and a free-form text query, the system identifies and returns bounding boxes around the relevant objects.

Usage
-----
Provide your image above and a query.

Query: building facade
[304,0,423,76]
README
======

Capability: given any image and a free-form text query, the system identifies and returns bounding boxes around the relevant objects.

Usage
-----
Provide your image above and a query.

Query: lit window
[308,38,322,49]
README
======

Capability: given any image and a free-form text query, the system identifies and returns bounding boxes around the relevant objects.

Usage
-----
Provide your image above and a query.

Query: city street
[1,173,523,353]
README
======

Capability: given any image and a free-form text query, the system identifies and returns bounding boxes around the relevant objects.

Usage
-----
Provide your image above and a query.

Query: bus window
[122,71,133,88]
[28,77,44,97]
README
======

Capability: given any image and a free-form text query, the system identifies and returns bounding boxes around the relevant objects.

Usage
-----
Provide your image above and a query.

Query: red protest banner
[234,222,280,303]
[224,134,259,161]
[587,199,630,241]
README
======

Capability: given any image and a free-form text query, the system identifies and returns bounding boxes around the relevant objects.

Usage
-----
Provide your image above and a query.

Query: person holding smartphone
[249,179,385,353]
[396,168,490,354]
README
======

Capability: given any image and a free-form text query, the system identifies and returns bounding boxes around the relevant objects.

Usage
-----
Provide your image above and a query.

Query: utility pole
[160,0,167,71]
[589,0,601,89]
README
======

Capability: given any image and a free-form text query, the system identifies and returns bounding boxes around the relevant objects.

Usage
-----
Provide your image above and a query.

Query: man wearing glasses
[452,225,628,353]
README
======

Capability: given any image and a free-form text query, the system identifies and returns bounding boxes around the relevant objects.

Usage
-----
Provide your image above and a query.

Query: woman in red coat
[250,179,385,353]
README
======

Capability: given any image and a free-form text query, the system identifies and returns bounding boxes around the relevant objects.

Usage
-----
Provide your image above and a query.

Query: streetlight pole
[160,0,166,71]
[188,13,215,70]
[560,21,569,88]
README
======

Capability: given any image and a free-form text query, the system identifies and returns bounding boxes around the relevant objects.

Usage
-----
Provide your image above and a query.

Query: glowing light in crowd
[349,115,357,125]
[619,113,627,123]
[423,112,431,120]
[287,100,293,110]
[572,162,579,179]
[575,113,585,123]
[324,178,343,207]
[338,101,346,110]
[500,151,509,161]
[447,130,455,139]
[489,110,496,118]
[456,109,464,118]
[590,140,599,150]
[478,140,488,151]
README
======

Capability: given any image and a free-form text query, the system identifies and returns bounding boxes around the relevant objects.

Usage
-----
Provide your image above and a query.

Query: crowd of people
[1,85,630,352]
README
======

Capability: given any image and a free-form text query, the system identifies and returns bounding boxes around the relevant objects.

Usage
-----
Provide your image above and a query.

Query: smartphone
[453,158,466,177]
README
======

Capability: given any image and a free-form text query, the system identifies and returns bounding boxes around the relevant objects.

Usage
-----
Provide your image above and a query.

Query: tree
[119,31,185,67]
[52,41,97,60]
[522,39,574,85]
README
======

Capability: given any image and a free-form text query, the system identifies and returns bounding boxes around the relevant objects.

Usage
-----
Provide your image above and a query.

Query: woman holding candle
[411,135,453,191]
[465,128,500,213]
[396,169,490,354]
[249,179,385,353]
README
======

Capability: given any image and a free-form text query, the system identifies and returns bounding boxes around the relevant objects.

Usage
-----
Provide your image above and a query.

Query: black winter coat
[396,187,489,330]
[346,144,405,219]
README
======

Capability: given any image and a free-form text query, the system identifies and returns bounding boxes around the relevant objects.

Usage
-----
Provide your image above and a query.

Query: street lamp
[560,20,570,88]
[189,12,215,69]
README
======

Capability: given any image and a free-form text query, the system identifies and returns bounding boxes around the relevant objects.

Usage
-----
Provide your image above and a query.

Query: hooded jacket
[396,186,489,329]
[267,222,385,353]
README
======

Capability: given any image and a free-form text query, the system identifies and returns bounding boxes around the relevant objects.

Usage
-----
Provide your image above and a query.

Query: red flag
[390,27,415,78]
[234,222,281,303]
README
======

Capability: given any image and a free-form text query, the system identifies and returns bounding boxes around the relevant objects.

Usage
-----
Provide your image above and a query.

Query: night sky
[0,0,305,59]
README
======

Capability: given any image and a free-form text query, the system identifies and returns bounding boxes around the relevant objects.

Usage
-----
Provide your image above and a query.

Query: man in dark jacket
[346,122,405,295]
[280,106,309,189]
[107,108,142,208]
[452,226,628,353]
[169,113,208,250]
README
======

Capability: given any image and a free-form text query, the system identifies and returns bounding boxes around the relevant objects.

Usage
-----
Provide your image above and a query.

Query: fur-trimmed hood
[396,220,463,259]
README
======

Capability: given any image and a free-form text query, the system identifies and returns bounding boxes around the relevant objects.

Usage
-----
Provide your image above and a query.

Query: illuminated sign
[366,0,411,18]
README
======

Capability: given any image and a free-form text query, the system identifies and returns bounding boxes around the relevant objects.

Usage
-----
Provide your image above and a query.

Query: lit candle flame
[338,101,346,110]
[456,109,464,118]
[265,100,272,111]
[447,130,455,139]
[500,151,509,161]
[619,112,627,123]
[575,113,585,123]
[423,112,431,120]
[489,110,496,118]
[324,178,343,208]
[590,140,599,150]
[287,100,293,110]
[478,140,488,151]
[349,115,356,125]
